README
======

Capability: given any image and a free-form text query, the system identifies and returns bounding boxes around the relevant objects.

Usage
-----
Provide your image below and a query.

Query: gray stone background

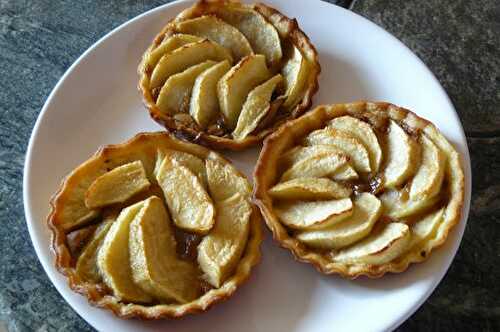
[0,0,498,331]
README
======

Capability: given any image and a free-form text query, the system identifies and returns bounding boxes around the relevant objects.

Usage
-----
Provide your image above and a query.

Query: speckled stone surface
[0,0,498,331]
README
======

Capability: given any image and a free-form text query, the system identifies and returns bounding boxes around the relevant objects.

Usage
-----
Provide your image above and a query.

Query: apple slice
[409,135,446,200]
[232,74,283,141]
[198,193,252,288]
[97,201,152,303]
[275,198,353,230]
[205,153,252,202]
[175,15,253,60]
[296,193,382,249]
[147,34,202,68]
[382,120,419,188]
[268,177,352,200]
[379,189,441,219]
[190,60,231,128]
[334,223,411,265]
[281,45,309,110]
[156,160,215,234]
[328,116,382,172]
[129,196,201,303]
[305,128,371,173]
[85,161,150,209]
[332,164,359,181]
[281,152,349,181]
[150,39,233,88]
[154,148,207,187]
[156,60,216,115]
[407,208,444,249]
[217,54,271,129]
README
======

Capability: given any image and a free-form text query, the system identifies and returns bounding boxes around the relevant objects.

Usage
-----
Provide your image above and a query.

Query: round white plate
[24,0,471,331]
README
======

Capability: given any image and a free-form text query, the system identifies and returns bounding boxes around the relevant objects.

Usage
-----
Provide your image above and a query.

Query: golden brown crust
[137,0,320,150]
[48,132,263,318]
[253,102,465,278]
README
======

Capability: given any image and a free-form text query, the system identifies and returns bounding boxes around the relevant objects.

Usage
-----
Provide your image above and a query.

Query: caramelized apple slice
[75,219,114,283]
[275,198,353,230]
[409,135,446,200]
[282,45,309,110]
[175,15,253,60]
[150,39,233,88]
[232,74,283,141]
[335,223,411,265]
[268,177,352,200]
[147,34,202,68]
[407,208,444,249]
[190,60,231,128]
[380,189,441,219]
[197,193,252,288]
[332,164,359,181]
[328,116,382,172]
[296,193,382,249]
[129,196,201,303]
[281,153,349,181]
[205,153,252,202]
[382,120,419,188]
[85,161,150,209]
[154,148,207,187]
[217,54,271,129]
[156,60,216,114]
[156,160,215,234]
[97,201,152,303]
[305,128,371,173]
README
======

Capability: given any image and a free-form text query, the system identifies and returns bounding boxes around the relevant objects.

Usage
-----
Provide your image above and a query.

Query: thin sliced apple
[190,60,231,128]
[296,193,382,249]
[147,34,202,68]
[305,128,371,173]
[213,4,282,66]
[334,223,411,265]
[154,148,207,187]
[75,220,114,283]
[175,15,253,60]
[217,54,271,129]
[232,74,283,141]
[198,193,252,288]
[150,39,233,88]
[379,189,441,219]
[129,196,201,303]
[382,120,419,188]
[409,135,446,200]
[407,208,444,249]
[281,45,309,110]
[156,160,215,234]
[328,116,382,173]
[156,60,216,115]
[96,201,152,303]
[281,152,349,182]
[332,164,359,181]
[275,198,353,230]
[205,153,252,202]
[85,161,150,209]
[268,177,352,200]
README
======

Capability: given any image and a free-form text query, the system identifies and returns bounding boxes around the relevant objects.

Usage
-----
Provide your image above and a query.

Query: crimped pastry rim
[137,0,320,151]
[253,101,465,278]
[48,132,263,318]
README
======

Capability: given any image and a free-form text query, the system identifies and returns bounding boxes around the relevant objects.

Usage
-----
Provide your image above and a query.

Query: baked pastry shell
[48,132,263,318]
[138,0,320,150]
[253,101,465,278]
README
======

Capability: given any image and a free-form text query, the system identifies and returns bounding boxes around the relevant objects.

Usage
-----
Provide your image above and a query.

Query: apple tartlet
[138,0,320,150]
[254,102,464,278]
[48,132,262,318]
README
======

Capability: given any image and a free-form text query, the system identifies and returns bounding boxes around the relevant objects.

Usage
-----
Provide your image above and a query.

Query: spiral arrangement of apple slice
[139,1,319,146]
[66,147,253,305]
[268,114,451,268]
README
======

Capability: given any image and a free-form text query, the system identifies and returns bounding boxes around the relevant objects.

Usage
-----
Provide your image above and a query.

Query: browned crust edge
[48,131,263,318]
[137,0,320,151]
[253,101,465,278]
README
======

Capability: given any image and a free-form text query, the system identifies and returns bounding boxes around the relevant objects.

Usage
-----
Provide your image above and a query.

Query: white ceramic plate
[24,0,471,331]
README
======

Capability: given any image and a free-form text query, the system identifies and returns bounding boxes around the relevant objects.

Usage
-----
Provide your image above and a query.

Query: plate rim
[22,0,472,331]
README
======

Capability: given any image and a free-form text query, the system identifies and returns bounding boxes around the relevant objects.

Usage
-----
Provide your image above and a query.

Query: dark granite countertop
[0,0,498,331]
